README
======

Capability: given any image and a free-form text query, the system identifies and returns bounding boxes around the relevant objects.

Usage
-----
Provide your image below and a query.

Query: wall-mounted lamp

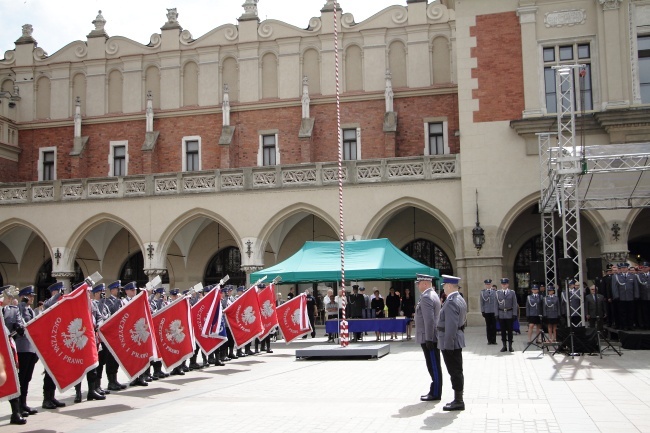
[472,189,485,254]
[54,248,62,265]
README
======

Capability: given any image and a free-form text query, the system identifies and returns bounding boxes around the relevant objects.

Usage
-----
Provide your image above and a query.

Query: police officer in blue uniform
[438,275,467,411]
[613,263,639,330]
[41,282,67,410]
[105,281,128,390]
[479,279,498,345]
[91,283,112,396]
[16,286,40,416]
[526,284,543,343]
[415,273,442,402]
[496,278,518,352]
[2,285,28,424]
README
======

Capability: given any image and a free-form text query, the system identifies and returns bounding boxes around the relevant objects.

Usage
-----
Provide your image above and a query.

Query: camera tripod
[594,321,622,359]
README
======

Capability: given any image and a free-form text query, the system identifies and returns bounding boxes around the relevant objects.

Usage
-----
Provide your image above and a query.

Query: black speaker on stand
[558,258,577,281]
[530,261,545,284]
[586,258,603,280]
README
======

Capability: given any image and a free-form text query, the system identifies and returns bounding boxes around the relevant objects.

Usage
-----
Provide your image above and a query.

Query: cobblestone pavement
[2,326,648,432]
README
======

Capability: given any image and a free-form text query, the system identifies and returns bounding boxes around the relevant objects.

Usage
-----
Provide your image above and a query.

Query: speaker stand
[552,326,580,358]
[597,330,622,359]
[522,328,550,355]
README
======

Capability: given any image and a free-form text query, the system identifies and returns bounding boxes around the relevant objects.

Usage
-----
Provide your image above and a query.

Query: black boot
[443,391,465,411]
[20,394,38,415]
[74,384,82,403]
[500,342,507,352]
[96,379,110,395]
[508,342,514,352]
[107,374,123,391]
[42,389,57,410]
[51,392,66,408]
[87,388,106,401]
[10,398,27,425]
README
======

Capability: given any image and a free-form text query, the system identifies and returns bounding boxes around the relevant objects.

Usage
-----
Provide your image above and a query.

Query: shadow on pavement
[231,360,264,366]
[392,401,438,418]
[203,368,248,375]
[118,387,178,398]
[59,404,133,419]
[164,377,209,385]
[421,411,459,430]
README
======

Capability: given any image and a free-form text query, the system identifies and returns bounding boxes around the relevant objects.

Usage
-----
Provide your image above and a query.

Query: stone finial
[240,0,259,21]
[161,8,182,30]
[301,76,310,119]
[385,70,394,113]
[22,24,33,38]
[598,0,621,10]
[15,24,37,45]
[222,84,231,127]
[93,11,106,31]
[322,0,336,11]
[88,10,109,38]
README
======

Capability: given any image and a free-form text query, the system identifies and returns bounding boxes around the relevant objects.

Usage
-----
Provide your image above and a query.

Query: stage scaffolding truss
[538,65,650,328]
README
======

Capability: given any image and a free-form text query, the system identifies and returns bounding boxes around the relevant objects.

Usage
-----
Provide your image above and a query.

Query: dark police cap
[47,281,64,292]
[123,281,138,291]
[19,285,35,297]
[108,280,122,290]
[91,283,106,293]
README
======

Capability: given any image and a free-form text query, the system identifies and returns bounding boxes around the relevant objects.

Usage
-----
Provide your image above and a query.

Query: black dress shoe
[51,398,66,408]
[442,400,465,411]
[10,414,26,425]
[420,394,441,402]
[42,400,57,410]
[266,349,273,353]
[87,389,106,401]
[215,360,225,366]
[21,405,38,415]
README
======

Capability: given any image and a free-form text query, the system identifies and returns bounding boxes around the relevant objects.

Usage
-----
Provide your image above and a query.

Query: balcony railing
[0,155,459,205]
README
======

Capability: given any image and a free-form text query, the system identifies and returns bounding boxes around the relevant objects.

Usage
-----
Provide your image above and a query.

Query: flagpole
[333,1,348,348]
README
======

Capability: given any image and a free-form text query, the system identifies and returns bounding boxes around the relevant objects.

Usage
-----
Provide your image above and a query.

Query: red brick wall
[470,12,524,123]
[11,93,459,181]
[0,156,18,182]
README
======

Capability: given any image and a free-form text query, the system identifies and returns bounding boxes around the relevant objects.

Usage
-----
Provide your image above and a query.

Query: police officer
[438,275,467,412]
[122,282,149,387]
[613,263,638,330]
[16,286,40,416]
[479,279,497,345]
[347,285,364,342]
[543,284,560,342]
[415,273,442,402]
[41,282,67,410]
[526,285,543,343]
[105,281,128,390]
[304,288,317,339]
[91,283,111,396]
[496,278,518,352]
[2,285,28,424]
[561,279,583,327]
[636,262,649,329]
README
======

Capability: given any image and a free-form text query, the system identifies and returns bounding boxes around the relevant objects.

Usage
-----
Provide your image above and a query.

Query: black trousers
[307,313,315,337]
[619,301,635,329]
[96,346,107,379]
[499,318,514,343]
[483,313,497,343]
[421,343,442,398]
[441,349,464,393]
[17,352,38,398]
[43,371,56,394]
[106,352,119,375]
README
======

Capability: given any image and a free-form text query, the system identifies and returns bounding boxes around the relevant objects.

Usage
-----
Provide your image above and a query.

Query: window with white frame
[342,128,360,161]
[638,35,650,103]
[109,141,128,177]
[38,147,56,181]
[423,119,449,155]
[543,43,593,114]
[182,136,201,172]
[258,131,280,166]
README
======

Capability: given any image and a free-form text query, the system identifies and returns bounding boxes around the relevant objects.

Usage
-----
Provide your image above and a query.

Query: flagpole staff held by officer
[438,275,467,412]
[415,273,442,402]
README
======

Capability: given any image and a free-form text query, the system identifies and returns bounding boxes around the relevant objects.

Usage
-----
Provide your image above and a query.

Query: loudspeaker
[530,261,545,283]
[558,258,577,281]
[556,327,599,354]
[586,258,603,280]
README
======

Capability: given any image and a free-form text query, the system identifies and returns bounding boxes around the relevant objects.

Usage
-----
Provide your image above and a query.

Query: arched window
[108,70,123,113]
[513,235,565,306]
[393,239,453,292]
[303,49,320,94]
[183,62,199,106]
[261,53,278,99]
[204,246,245,287]
[222,57,239,102]
[388,40,407,88]
[345,45,363,92]
[36,260,83,302]
[119,251,169,290]
[36,76,51,119]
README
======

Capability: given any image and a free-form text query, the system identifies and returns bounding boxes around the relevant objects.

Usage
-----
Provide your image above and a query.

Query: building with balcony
[0,0,648,325]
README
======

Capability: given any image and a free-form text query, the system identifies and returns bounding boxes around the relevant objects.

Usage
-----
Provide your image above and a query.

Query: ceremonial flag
[152,298,194,371]
[201,289,223,338]
[0,324,20,401]
[191,289,227,355]
[276,293,311,343]
[98,291,157,381]
[223,287,264,348]
[257,284,278,340]
[25,283,99,392]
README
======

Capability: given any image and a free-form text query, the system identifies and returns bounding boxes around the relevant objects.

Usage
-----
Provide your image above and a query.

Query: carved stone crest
[545,9,586,28]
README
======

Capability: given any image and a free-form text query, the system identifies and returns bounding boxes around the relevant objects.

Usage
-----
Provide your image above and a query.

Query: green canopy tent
[249,238,439,284]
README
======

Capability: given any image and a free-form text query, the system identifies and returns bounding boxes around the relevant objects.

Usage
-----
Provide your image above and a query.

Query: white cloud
[0,0,406,56]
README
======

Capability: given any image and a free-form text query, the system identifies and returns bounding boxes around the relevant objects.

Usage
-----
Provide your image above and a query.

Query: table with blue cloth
[496,317,521,334]
[325,318,410,340]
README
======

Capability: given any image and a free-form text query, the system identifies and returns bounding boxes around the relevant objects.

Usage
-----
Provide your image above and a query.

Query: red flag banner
[201,289,222,338]
[223,287,264,348]
[25,284,99,392]
[257,284,278,340]
[276,294,311,343]
[98,291,157,381]
[0,324,20,401]
[152,298,194,370]
[191,289,227,355]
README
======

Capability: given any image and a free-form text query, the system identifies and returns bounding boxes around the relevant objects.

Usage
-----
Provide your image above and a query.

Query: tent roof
[250,238,439,284]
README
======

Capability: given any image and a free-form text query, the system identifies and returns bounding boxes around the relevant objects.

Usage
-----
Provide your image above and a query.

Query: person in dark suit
[347,285,365,341]
[585,285,606,332]
[438,275,467,411]
[401,288,416,340]
[414,274,442,402]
